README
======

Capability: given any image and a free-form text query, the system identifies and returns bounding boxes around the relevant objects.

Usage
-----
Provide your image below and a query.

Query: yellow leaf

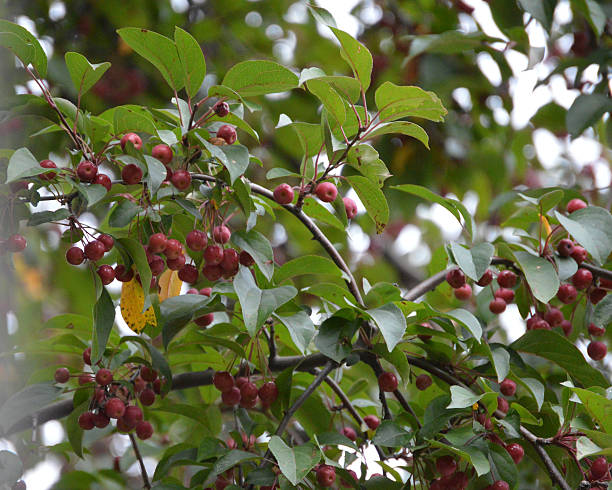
[120,279,156,334]
[158,269,183,302]
[540,215,552,237]
[13,254,43,299]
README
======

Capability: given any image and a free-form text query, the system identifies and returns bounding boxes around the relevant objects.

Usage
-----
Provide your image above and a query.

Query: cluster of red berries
[272,181,358,219]
[65,233,116,281]
[37,157,112,190]
[54,347,162,441]
[212,371,279,409]
[430,455,469,490]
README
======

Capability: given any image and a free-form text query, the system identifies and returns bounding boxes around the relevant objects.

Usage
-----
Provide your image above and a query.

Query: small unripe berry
[477,269,493,286]
[122,163,143,185]
[489,298,506,314]
[152,144,173,164]
[273,183,294,205]
[343,197,358,219]
[213,225,231,244]
[497,270,518,288]
[66,246,85,265]
[557,283,578,304]
[500,378,516,397]
[415,373,433,390]
[572,268,592,290]
[120,132,142,151]
[557,238,575,257]
[315,182,338,202]
[446,268,466,288]
[217,124,237,145]
[566,198,587,213]
[364,414,380,430]
[54,367,70,383]
[587,341,607,361]
[78,411,95,430]
[213,101,230,117]
[171,169,191,190]
[378,371,398,392]
[104,398,126,419]
[506,443,524,464]
[39,159,57,180]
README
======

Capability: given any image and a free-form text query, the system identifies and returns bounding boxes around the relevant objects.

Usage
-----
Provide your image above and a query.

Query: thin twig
[129,432,151,489]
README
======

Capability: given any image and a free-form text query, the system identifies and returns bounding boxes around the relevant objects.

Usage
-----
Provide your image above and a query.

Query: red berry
[104,398,126,419]
[97,234,114,252]
[96,368,113,385]
[123,405,143,426]
[83,347,92,365]
[258,381,278,404]
[186,230,208,251]
[240,381,258,401]
[141,366,157,382]
[133,376,146,393]
[164,239,183,259]
[340,470,358,488]
[544,307,564,326]
[202,264,223,281]
[153,378,163,394]
[213,371,235,392]
[178,264,199,283]
[39,159,57,180]
[587,341,607,361]
[54,367,70,383]
[315,182,338,203]
[239,251,254,267]
[600,278,612,289]
[495,287,515,304]
[6,234,26,253]
[78,411,95,430]
[194,313,214,327]
[122,163,143,185]
[213,225,231,244]
[491,481,510,490]
[120,132,142,151]
[532,318,551,330]
[92,412,110,429]
[497,396,509,414]
[115,264,134,282]
[78,374,93,385]
[343,197,358,219]
[93,173,112,191]
[476,413,493,430]
[341,427,357,441]
[139,388,156,406]
[497,270,518,288]
[199,287,212,296]
[446,268,466,288]
[590,288,607,305]
[454,283,472,300]
[149,233,168,253]
[557,238,575,257]
[116,417,134,433]
[557,283,578,304]
[588,323,606,337]
[316,465,336,488]
[149,257,165,276]
[526,314,540,330]
[221,248,239,272]
[364,414,380,430]
[590,457,609,480]
[570,245,587,264]
[477,269,493,286]
[572,268,593,290]
[500,379,516,397]
[273,183,294,205]
[415,374,433,391]
[77,160,98,182]
[378,371,398,392]
[84,240,106,261]
[561,319,573,337]
[506,442,524,464]
[213,101,230,117]
[204,245,224,265]
[489,298,506,314]
[152,144,173,164]
[135,420,153,440]
[97,264,115,285]
[66,246,85,265]
[222,386,241,406]
[171,169,191,190]
[436,455,457,477]
[217,125,237,145]
[567,198,587,213]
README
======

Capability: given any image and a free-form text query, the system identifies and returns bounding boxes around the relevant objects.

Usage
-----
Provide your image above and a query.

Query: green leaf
[276,117,323,157]
[306,4,337,28]
[570,0,607,36]
[346,175,389,233]
[449,242,494,282]
[116,237,152,310]
[521,378,545,411]
[571,388,612,434]
[220,145,249,184]
[6,147,47,183]
[76,183,107,208]
[302,199,345,231]
[365,121,429,148]
[275,312,315,354]
[27,208,70,226]
[593,295,612,327]
[407,31,504,59]
[211,450,258,475]
[314,315,359,363]
[230,230,274,281]
[0,450,23,485]
[113,106,157,135]
[117,28,183,90]
[366,303,406,352]
[66,397,88,458]
[307,78,346,125]
[274,255,341,283]
[566,93,612,137]
[330,27,373,92]
[0,383,61,433]
[175,198,202,220]
[0,19,47,76]
[511,330,608,388]
[91,288,115,365]
[160,294,217,347]
[108,200,142,228]
[268,437,320,486]
[447,386,483,409]
[174,27,205,98]
[517,0,555,29]
[144,155,167,196]
[64,52,110,96]
[233,267,296,336]
[488,442,519,488]
[513,251,559,303]
[346,145,391,187]
[490,347,510,383]
[375,81,447,122]
[429,440,490,476]
[446,308,482,342]
[372,420,412,447]
[555,207,612,266]
[0,32,34,67]
[223,60,299,97]
[304,283,356,308]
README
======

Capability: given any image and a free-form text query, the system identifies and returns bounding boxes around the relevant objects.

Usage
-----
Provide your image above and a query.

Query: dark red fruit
[495,288,515,304]
[222,386,241,406]
[149,257,165,276]
[532,319,551,330]
[273,183,294,205]
[500,379,516,397]
[171,169,191,190]
[213,371,234,392]
[506,442,524,464]
[572,268,592,290]
[570,245,587,264]
[202,264,223,281]
[77,160,98,182]
[343,197,358,219]
[115,264,134,282]
[446,268,466,288]
[97,264,115,285]
[213,225,231,244]
[54,367,70,383]
[133,376,146,393]
[96,368,113,385]
[92,412,110,429]
[489,298,506,314]
[544,307,564,326]
[149,233,168,253]
[560,320,573,337]
[416,374,433,391]
[477,269,493,286]
[135,420,153,440]
[78,374,93,385]
[557,283,578,304]
[121,163,143,185]
[6,234,26,253]
[497,396,509,414]
[557,238,575,257]
[123,405,143,426]
[341,427,357,441]
[567,198,587,213]
[587,341,607,361]
[213,101,230,117]
[84,240,105,261]
[93,173,112,191]
[476,413,493,430]
[178,264,199,283]
[141,366,157,382]
[39,159,57,180]
[116,417,133,433]
[590,457,609,480]
[98,234,114,252]
[104,398,126,419]
[378,371,398,392]
[66,246,85,265]
[186,230,207,251]
[120,132,142,151]
[315,182,338,203]
[83,347,92,365]
[204,245,224,265]
[454,283,472,300]
[164,239,183,259]
[497,270,518,288]
[221,248,239,272]
[258,381,279,404]
[239,251,254,267]
[139,388,156,406]
[78,411,95,430]
[194,313,214,327]
[316,465,336,488]
[588,323,605,337]
[490,481,510,490]
[240,381,258,401]
[436,455,457,477]
[217,124,237,145]
[152,144,173,164]
[590,288,607,305]
[364,414,380,430]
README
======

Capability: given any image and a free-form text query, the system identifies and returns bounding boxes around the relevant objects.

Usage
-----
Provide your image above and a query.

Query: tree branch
[129,432,151,489]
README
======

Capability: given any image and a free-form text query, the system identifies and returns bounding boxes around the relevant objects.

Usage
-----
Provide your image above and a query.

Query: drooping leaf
[275,312,316,354]
[0,383,61,433]
[230,230,274,281]
[174,27,205,98]
[571,388,612,434]
[314,315,359,363]
[220,144,250,184]
[364,121,429,148]
[64,52,110,96]
[372,421,412,447]
[346,175,389,233]
[330,27,373,92]
[6,147,47,183]
[513,251,559,303]
[366,303,406,352]
[449,242,494,282]
[0,19,47,76]
[91,288,115,364]
[223,60,299,97]
[375,81,447,122]
[268,437,320,486]
[27,208,70,226]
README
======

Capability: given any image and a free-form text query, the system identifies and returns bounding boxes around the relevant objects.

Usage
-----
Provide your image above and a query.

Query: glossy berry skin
[39,159,57,180]
[590,457,609,480]
[364,414,380,430]
[316,465,336,488]
[590,288,607,305]
[120,132,142,151]
[239,251,255,267]
[436,455,457,477]
[186,230,207,251]
[560,320,573,337]
[217,124,237,144]
[258,381,279,404]
[204,245,224,265]
[506,443,524,464]
[149,233,168,253]
[152,144,173,164]
[104,398,126,419]
[214,101,230,117]
[92,412,110,429]
[98,234,114,252]
[572,268,593,290]
[84,240,105,261]
[66,246,85,265]
[141,366,157,382]
[77,160,98,182]
[588,323,605,337]
[495,288,515,304]
[115,264,134,282]
[171,169,191,190]
[315,182,338,203]
[378,371,398,392]
[93,173,112,191]
[570,245,587,264]
[135,420,153,440]
[221,248,239,272]
[489,298,506,314]
[273,183,294,204]
[213,371,235,392]
[54,367,70,383]
[222,386,241,406]
[446,268,466,289]
[178,264,199,283]
[341,427,357,441]
[454,283,472,300]
[139,388,156,406]
[557,238,575,257]
[343,197,358,219]
[164,239,183,259]
[532,319,551,330]
[557,283,578,304]
[123,405,143,426]
[544,307,564,326]
[500,379,516,397]
[122,164,143,185]
[476,413,493,430]
[96,368,113,386]
[240,381,258,401]
[416,374,433,391]
[477,269,494,286]
[497,270,518,288]
[78,411,95,430]
[587,341,607,361]
[194,313,214,327]
[97,265,115,285]
[7,234,26,253]
[202,264,223,281]
[497,396,509,414]
[567,198,587,213]
[213,225,231,244]
[490,481,510,490]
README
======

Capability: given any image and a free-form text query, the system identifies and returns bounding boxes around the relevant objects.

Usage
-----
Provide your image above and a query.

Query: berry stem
[129,432,151,489]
